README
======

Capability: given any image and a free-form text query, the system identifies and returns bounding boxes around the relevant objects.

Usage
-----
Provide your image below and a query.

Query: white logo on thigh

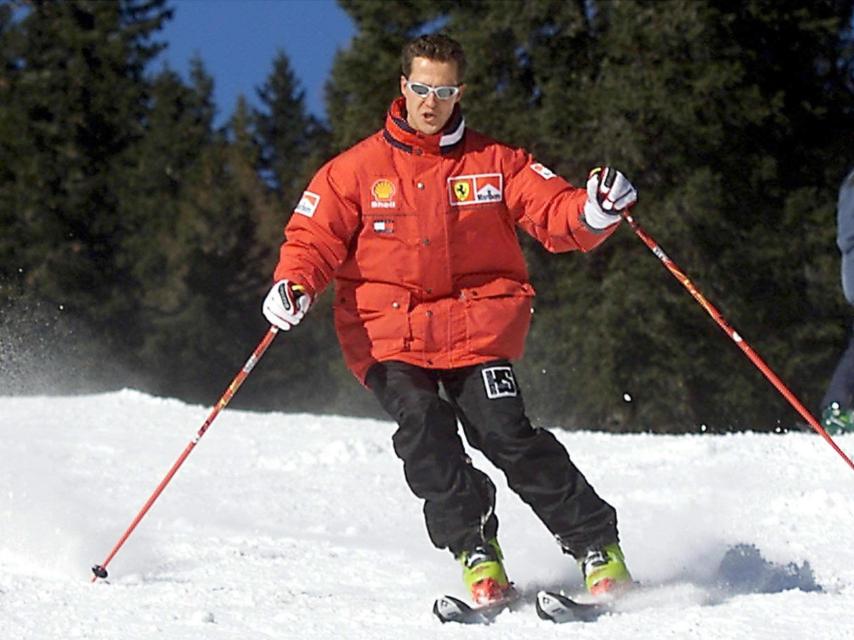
[482,366,518,399]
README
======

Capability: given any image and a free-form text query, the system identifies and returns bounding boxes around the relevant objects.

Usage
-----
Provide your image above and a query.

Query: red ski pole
[622,210,854,472]
[91,326,280,582]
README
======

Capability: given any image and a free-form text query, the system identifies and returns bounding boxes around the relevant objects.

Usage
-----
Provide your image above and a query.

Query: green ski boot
[458,538,513,605]
[579,542,632,596]
[822,402,854,435]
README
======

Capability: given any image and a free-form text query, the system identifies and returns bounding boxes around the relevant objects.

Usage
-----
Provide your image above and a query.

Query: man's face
[400,56,465,136]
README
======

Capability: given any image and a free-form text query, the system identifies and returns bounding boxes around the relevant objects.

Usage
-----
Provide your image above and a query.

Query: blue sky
[155,0,356,123]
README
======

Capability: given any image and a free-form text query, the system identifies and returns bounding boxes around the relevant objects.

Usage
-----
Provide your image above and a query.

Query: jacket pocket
[352,213,419,281]
[460,278,535,359]
[334,282,412,357]
[460,278,535,301]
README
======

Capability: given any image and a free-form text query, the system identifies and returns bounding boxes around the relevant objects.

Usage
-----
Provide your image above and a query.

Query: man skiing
[263,33,636,605]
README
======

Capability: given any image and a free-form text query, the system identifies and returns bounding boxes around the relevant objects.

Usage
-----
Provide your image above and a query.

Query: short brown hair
[401,33,466,81]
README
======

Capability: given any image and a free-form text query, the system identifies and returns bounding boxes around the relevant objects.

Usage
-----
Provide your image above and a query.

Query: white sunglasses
[405,80,461,100]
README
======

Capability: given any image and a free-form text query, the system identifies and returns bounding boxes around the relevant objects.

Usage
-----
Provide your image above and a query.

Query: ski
[432,592,519,624]
[433,588,616,624]
[535,590,609,623]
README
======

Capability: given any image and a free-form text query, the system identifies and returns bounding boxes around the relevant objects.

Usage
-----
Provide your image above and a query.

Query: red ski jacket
[273,97,619,382]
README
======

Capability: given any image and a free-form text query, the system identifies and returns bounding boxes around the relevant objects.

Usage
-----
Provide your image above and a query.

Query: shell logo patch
[448,173,503,206]
[371,179,397,209]
[294,191,320,217]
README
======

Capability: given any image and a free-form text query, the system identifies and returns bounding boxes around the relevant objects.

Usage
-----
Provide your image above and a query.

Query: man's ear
[400,75,408,96]
[456,83,466,103]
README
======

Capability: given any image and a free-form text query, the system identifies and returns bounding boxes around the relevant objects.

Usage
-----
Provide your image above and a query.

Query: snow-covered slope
[1,390,852,639]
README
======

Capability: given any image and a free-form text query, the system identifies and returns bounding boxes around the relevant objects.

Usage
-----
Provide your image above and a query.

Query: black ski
[433,588,614,624]
[535,590,609,623]
[432,592,519,624]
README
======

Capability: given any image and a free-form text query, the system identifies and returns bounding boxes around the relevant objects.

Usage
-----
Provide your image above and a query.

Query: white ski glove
[583,167,638,229]
[262,280,311,331]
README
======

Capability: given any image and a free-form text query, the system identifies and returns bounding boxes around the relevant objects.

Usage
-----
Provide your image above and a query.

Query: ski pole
[91,325,280,582]
[622,210,854,473]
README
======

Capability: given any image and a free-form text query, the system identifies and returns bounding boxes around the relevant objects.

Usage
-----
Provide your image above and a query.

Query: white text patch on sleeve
[530,163,557,180]
[295,191,320,217]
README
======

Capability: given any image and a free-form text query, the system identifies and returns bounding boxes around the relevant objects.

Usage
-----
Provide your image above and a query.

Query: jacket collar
[382,97,465,155]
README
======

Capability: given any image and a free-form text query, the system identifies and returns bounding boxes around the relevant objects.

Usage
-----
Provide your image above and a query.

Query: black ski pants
[821,320,854,410]
[365,359,618,558]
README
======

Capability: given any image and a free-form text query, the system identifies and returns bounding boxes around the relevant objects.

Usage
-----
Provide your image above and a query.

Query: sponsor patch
[371,179,397,209]
[449,177,474,203]
[448,173,503,206]
[482,366,518,399]
[372,219,395,234]
[295,190,320,217]
[530,162,557,180]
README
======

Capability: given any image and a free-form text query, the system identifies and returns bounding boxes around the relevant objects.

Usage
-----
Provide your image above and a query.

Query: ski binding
[535,590,609,623]
[432,592,518,624]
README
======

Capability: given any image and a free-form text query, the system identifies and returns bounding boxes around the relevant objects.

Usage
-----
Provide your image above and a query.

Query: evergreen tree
[567,0,854,430]
[255,51,327,208]
[251,49,359,413]
[0,3,25,300]
[113,58,218,392]
[0,0,171,391]
[150,93,269,400]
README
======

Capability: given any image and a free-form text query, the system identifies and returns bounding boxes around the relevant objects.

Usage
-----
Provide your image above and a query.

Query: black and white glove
[262,280,311,331]
[583,167,638,229]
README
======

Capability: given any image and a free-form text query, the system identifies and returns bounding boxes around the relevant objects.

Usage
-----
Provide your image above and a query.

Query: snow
[1,389,853,639]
